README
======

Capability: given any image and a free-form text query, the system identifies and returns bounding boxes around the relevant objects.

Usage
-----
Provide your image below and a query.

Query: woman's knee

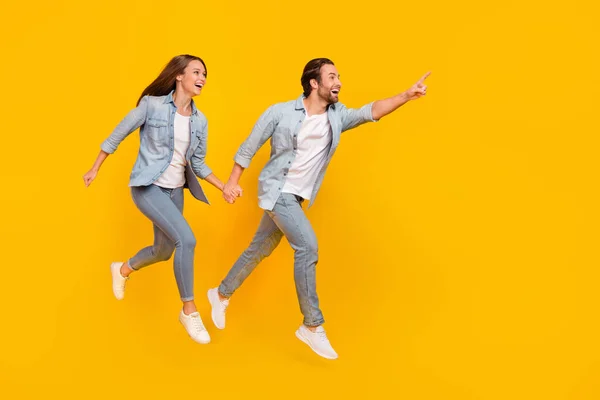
[154,246,175,262]
[179,232,196,250]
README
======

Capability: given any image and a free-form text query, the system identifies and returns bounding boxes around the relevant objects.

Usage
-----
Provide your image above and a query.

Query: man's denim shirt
[235,95,377,210]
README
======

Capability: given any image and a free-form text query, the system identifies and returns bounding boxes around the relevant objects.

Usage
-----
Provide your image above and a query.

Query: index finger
[417,71,431,83]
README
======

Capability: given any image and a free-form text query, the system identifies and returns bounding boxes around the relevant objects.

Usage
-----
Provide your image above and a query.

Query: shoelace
[190,315,206,332]
[315,330,330,343]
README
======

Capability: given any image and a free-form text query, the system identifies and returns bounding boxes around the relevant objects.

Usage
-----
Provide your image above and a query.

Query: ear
[310,78,319,90]
[176,73,184,82]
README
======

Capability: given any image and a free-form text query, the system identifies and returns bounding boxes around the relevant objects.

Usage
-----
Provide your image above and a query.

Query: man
[211,58,430,359]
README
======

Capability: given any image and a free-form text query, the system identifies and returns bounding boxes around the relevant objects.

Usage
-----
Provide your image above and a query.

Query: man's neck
[303,95,329,117]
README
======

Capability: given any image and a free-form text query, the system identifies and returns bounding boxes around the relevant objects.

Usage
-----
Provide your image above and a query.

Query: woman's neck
[173,89,193,115]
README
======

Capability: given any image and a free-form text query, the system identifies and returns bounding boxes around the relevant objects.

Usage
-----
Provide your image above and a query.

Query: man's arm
[222,105,278,202]
[340,72,430,132]
[371,72,430,120]
[222,163,245,203]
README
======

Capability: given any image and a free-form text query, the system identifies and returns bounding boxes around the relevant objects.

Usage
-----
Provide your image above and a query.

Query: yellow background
[1,0,599,398]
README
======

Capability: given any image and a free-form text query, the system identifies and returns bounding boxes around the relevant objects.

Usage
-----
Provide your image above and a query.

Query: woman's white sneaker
[295,325,338,360]
[207,288,228,329]
[110,262,128,300]
[179,311,211,344]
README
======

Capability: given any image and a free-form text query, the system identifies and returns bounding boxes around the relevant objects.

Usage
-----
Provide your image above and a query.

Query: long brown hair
[137,54,207,105]
[301,58,334,97]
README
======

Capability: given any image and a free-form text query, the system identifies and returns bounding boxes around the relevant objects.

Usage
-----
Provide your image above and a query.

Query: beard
[317,85,339,104]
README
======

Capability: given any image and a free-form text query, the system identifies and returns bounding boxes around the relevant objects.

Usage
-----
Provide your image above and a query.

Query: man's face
[315,64,342,104]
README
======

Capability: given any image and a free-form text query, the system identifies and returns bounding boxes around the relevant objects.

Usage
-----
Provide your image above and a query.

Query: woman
[83,54,241,344]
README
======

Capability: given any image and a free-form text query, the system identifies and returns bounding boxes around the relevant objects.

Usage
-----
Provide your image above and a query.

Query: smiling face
[176,59,207,97]
[314,63,342,104]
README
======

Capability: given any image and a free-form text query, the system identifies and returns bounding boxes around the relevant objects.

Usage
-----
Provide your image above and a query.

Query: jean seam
[136,186,193,301]
[222,215,281,297]
[130,188,177,269]
[281,194,316,325]
[128,187,145,271]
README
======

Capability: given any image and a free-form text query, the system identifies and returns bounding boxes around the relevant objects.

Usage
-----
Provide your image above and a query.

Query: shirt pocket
[271,128,292,151]
[145,118,168,141]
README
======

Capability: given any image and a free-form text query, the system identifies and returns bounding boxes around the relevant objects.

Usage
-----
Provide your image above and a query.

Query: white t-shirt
[281,111,332,200]
[155,112,190,188]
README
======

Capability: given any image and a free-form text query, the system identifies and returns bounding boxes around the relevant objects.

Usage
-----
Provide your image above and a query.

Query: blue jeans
[129,185,196,301]
[219,193,324,326]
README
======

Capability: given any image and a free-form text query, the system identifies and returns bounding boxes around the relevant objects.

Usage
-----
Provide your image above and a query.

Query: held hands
[82,168,98,187]
[222,181,243,204]
[406,71,431,101]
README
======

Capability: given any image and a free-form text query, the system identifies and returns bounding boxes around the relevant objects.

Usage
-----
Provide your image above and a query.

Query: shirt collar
[295,94,337,112]
[164,90,199,115]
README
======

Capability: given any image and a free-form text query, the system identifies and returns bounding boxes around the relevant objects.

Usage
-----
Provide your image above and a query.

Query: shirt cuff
[100,141,116,154]
[198,165,213,179]
[367,102,379,122]
[234,152,251,169]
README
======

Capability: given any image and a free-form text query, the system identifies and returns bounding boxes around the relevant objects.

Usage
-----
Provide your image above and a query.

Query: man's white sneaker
[179,311,211,344]
[207,288,229,329]
[295,325,338,360]
[110,262,128,300]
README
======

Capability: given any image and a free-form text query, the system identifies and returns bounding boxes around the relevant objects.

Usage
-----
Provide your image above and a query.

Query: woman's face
[177,59,207,97]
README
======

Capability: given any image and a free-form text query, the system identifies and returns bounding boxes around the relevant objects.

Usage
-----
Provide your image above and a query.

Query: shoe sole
[207,289,225,330]
[178,315,211,344]
[295,329,338,360]
[110,262,125,300]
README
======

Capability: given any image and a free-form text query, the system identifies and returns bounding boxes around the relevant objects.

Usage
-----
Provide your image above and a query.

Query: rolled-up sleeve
[191,121,213,179]
[339,102,378,133]
[101,96,149,154]
[234,105,278,168]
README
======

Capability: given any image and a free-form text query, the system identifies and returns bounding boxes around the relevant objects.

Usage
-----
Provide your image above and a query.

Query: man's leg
[209,211,284,329]
[267,193,323,327]
[268,193,338,359]
[218,212,284,297]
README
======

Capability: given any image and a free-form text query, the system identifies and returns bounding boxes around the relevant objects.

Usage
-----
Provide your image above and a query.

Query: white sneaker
[295,325,338,360]
[179,311,211,344]
[207,288,229,329]
[110,262,128,300]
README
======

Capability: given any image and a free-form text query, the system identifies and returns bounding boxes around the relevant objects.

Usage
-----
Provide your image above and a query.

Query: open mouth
[195,83,204,89]
[331,89,340,95]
